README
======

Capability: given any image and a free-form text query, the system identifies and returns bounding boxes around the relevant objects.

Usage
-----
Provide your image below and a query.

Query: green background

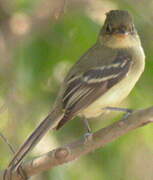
[0,0,153,179]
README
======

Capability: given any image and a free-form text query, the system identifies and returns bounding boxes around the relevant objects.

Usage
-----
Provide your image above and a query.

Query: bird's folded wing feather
[57,54,132,129]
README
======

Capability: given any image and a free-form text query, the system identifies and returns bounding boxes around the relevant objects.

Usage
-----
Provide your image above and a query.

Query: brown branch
[1,106,153,180]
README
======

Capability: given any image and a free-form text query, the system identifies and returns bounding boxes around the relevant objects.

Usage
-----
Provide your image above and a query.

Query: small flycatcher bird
[7,10,145,172]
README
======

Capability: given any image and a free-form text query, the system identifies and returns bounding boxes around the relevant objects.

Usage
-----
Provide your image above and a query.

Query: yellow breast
[80,46,145,118]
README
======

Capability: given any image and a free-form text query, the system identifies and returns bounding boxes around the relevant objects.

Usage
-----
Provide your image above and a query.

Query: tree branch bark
[1,106,153,180]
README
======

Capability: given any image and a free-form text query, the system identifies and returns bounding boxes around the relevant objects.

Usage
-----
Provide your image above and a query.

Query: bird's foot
[84,132,93,144]
[104,106,133,120]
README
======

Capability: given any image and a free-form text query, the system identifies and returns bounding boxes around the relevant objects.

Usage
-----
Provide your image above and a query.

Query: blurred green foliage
[0,0,153,180]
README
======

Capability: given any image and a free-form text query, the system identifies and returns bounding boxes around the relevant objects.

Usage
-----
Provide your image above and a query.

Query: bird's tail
[7,108,64,171]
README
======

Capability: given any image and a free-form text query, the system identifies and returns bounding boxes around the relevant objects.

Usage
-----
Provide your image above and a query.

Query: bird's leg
[83,118,92,133]
[104,107,133,119]
[83,118,93,143]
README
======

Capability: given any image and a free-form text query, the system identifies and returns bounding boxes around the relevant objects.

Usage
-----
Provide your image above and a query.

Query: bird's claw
[84,132,93,144]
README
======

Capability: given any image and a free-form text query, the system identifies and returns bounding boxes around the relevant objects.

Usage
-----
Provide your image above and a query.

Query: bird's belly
[80,67,143,118]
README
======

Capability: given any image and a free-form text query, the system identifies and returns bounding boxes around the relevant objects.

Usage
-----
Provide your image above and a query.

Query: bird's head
[99,10,140,48]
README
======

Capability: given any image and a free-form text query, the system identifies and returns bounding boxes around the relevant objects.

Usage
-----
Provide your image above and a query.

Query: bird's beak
[121,31,129,35]
[114,29,129,38]
[115,27,129,37]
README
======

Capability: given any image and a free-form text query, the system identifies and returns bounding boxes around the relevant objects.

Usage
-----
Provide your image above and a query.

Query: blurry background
[0,0,153,179]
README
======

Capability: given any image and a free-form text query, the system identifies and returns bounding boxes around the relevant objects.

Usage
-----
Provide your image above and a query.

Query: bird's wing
[56,53,132,129]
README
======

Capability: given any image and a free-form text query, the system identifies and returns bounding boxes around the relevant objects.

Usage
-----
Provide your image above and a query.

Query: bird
[6,10,145,174]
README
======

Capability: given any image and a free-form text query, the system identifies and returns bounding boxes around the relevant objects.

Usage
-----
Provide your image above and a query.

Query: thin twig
[0,103,15,154]
[0,132,15,154]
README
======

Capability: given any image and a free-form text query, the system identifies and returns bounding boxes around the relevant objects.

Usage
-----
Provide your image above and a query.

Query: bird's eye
[106,24,112,33]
